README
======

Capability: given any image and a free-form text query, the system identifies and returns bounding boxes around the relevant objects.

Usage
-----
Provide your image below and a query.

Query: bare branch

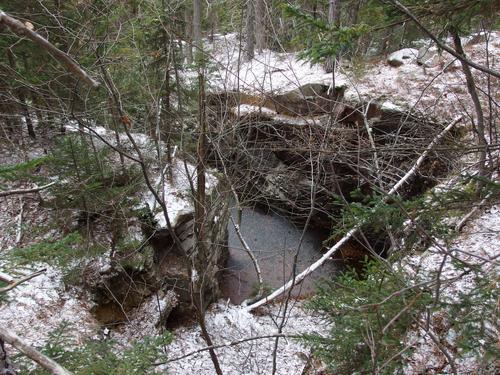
[156,333,299,365]
[0,182,56,198]
[230,215,264,302]
[385,0,500,79]
[0,269,46,294]
[0,11,99,88]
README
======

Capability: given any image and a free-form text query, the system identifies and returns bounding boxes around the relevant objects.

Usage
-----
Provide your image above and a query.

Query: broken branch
[0,269,46,293]
[0,182,56,198]
[0,11,99,88]
[0,327,72,375]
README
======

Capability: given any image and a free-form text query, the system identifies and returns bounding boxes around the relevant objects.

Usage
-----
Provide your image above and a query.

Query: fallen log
[245,116,462,311]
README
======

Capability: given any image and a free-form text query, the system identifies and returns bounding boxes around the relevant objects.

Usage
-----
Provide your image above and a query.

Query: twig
[455,193,491,232]
[156,333,299,365]
[246,116,462,311]
[230,215,264,302]
[0,11,98,88]
[0,269,46,294]
[15,198,24,245]
[0,182,56,198]
[416,320,458,375]
[0,327,72,375]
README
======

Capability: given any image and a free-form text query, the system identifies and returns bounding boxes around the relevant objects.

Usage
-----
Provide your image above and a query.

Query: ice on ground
[0,265,97,348]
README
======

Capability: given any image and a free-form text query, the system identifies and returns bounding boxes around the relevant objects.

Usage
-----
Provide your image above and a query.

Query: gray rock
[387,48,419,67]
[417,45,441,68]
[155,290,178,327]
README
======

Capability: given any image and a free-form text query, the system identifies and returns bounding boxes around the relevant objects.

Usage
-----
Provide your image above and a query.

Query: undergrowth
[305,259,431,373]
[305,175,500,374]
[14,321,172,374]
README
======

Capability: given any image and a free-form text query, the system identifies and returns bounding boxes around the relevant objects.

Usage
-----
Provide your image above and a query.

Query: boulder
[417,45,441,68]
[387,48,419,67]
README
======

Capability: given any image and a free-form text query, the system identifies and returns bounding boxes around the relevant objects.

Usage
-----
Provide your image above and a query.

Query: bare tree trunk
[0,338,16,375]
[324,0,340,74]
[349,0,362,26]
[185,6,193,65]
[163,66,173,182]
[0,327,72,375]
[19,92,36,139]
[245,0,255,60]
[6,49,36,139]
[449,26,488,191]
[193,70,223,375]
[386,0,500,78]
[193,0,202,56]
[207,0,218,42]
[108,98,125,169]
[255,0,265,53]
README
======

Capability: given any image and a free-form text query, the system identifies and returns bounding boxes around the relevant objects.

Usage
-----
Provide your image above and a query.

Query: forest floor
[1,31,499,374]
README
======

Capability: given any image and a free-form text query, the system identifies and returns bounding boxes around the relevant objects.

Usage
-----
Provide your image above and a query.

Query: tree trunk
[185,5,193,65]
[245,0,255,60]
[449,26,488,190]
[255,0,265,53]
[324,0,340,74]
[193,0,202,57]
[349,0,362,26]
[207,0,218,43]
[193,70,223,375]
[163,66,173,182]
[6,49,36,139]
[0,338,16,375]
[0,328,72,375]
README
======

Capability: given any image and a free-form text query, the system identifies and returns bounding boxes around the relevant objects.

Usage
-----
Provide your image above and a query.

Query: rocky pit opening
[85,84,458,329]
[207,84,459,302]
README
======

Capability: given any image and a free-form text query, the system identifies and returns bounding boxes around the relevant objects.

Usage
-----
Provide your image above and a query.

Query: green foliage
[327,174,500,253]
[17,321,172,374]
[447,269,499,362]
[283,4,368,64]
[116,239,154,271]
[8,232,83,267]
[404,0,498,32]
[304,260,431,374]
[46,135,141,217]
[0,157,48,185]
[313,174,500,373]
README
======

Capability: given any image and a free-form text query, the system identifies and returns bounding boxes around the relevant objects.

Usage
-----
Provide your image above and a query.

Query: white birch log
[0,327,72,375]
[246,116,462,311]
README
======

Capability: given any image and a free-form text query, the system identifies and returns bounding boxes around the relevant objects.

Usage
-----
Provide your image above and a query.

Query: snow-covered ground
[401,200,499,374]
[0,265,97,347]
[202,30,499,124]
[2,190,497,373]
[1,30,499,374]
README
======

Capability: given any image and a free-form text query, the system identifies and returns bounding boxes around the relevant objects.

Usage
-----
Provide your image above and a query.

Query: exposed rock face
[84,185,229,325]
[152,193,230,315]
[387,48,419,67]
[207,82,457,241]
